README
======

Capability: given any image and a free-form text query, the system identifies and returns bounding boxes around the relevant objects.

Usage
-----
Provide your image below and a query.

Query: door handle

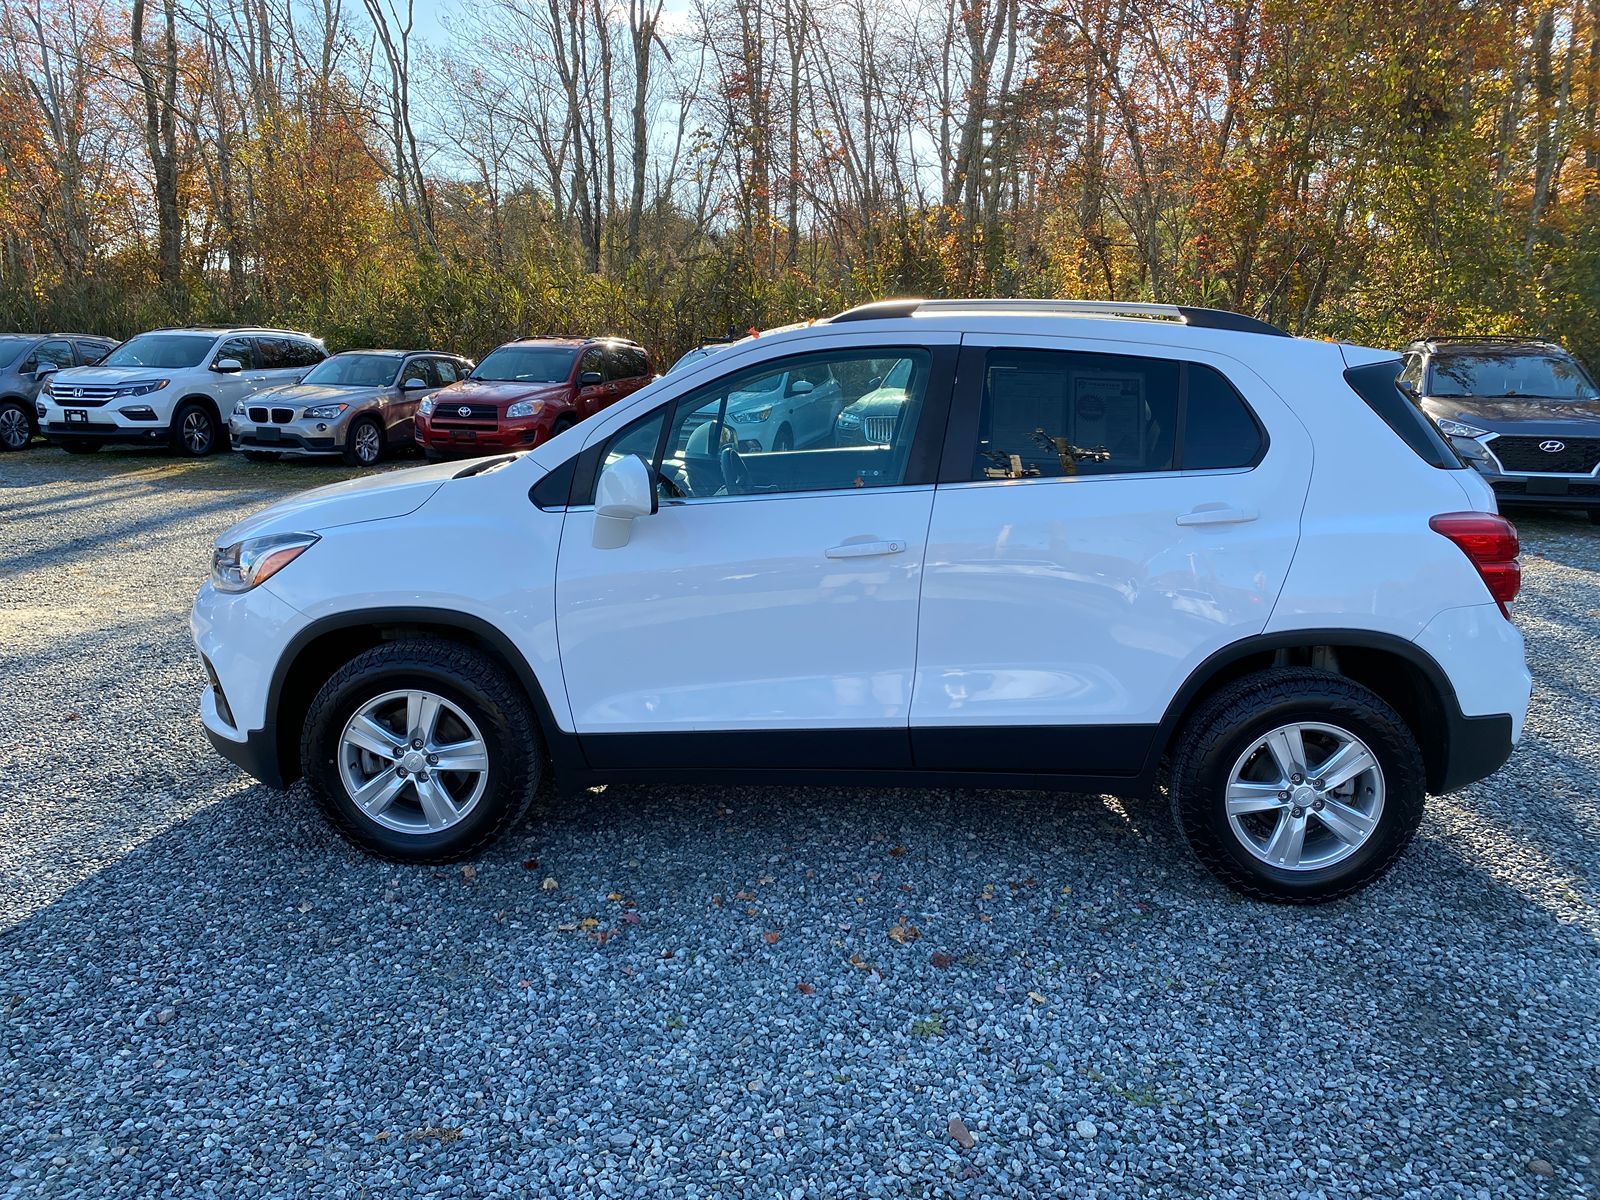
[825,539,906,559]
[1175,505,1257,527]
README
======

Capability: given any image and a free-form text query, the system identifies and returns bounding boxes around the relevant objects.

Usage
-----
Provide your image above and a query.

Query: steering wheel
[719,445,752,495]
[656,466,687,499]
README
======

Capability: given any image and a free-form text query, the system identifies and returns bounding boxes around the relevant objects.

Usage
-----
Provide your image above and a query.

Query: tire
[1168,668,1425,903]
[0,400,32,451]
[773,424,794,452]
[171,401,219,457]
[343,415,385,466]
[300,637,545,861]
[60,440,102,454]
[242,451,282,463]
[551,415,575,440]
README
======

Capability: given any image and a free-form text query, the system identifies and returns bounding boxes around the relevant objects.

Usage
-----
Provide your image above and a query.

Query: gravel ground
[1,445,1596,1200]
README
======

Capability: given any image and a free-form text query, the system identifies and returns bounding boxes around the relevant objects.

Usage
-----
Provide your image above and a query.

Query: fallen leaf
[541,877,559,892]
[762,931,781,944]
[888,846,906,857]
[556,922,579,932]
[745,907,758,917]
[735,890,757,901]
[521,859,540,870]
[758,874,775,885]
[1028,991,1047,1005]
[980,884,995,900]
[849,953,872,971]
[461,865,477,883]
[621,911,641,925]
[607,892,623,902]
[518,979,532,988]
[373,1130,391,1142]
[931,952,956,969]
[578,917,600,930]
[888,919,921,945]
[796,982,815,995]
[948,1117,976,1149]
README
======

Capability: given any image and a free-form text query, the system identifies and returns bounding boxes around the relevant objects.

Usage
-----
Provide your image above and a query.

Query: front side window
[1427,352,1599,400]
[102,333,216,370]
[215,337,254,369]
[399,358,432,387]
[972,349,1178,479]
[35,340,75,371]
[638,348,931,500]
[578,348,605,381]
[432,358,462,385]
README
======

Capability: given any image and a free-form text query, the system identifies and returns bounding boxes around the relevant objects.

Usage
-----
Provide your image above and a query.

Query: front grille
[1491,435,1600,474]
[248,407,268,422]
[434,402,499,427]
[272,407,295,424]
[48,384,117,407]
[863,415,897,444]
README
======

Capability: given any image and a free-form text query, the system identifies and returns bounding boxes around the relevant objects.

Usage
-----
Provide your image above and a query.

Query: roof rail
[1413,334,1559,347]
[830,298,1289,337]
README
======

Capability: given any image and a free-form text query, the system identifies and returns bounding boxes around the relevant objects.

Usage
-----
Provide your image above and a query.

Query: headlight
[115,379,168,397]
[733,406,772,424]
[305,403,348,419]
[211,532,319,594]
[1435,418,1489,438]
[1449,436,1495,470]
[836,411,862,428]
[506,399,543,419]
[41,378,54,396]
[233,400,247,415]
[419,397,434,416]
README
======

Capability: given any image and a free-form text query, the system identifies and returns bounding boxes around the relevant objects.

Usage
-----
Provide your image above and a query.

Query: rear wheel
[301,638,544,861]
[773,424,794,452]
[0,400,32,450]
[171,402,219,457]
[1169,668,1425,903]
[344,415,385,466]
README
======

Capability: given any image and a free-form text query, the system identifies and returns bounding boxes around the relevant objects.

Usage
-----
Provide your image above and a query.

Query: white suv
[40,327,325,456]
[191,300,1531,902]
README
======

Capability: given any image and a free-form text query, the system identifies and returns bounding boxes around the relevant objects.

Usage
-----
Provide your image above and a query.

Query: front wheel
[300,638,545,861]
[1169,668,1425,903]
[171,402,219,456]
[0,400,32,450]
[343,415,384,466]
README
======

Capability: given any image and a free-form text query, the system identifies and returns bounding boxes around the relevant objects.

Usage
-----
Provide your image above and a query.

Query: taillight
[1429,512,1520,615]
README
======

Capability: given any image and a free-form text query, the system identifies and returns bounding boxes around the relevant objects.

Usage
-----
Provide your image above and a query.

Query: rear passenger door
[909,336,1312,775]
[213,336,268,406]
[575,346,608,419]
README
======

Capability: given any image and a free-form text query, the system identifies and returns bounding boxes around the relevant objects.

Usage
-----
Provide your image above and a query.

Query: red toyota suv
[415,336,654,457]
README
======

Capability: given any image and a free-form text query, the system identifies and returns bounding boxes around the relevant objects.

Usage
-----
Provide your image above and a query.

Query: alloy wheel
[336,688,490,835]
[0,406,28,449]
[355,422,381,464]
[183,410,212,453]
[1224,721,1386,871]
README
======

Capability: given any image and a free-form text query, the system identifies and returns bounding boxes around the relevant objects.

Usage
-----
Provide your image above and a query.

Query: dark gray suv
[1403,336,1600,522]
[0,333,117,450]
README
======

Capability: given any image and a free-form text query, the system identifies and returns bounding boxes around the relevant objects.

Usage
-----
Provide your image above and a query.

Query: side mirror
[592,454,656,549]
[578,370,604,388]
[865,375,883,392]
[33,362,58,379]
[214,357,243,374]
[403,376,429,390]
[788,379,814,395]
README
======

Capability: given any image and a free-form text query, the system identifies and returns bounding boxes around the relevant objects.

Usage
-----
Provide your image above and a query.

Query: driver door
[554,339,959,769]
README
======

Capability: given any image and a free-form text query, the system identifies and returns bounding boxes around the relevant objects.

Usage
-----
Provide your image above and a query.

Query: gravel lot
[1,445,1596,1200]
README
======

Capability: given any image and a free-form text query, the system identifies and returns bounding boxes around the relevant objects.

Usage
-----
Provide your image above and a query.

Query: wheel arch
[267,607,578,787]
[1153,629,1467,794]
[174,392,223,427]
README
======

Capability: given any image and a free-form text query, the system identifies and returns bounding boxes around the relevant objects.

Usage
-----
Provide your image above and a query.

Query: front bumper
[230,417,343,456]
[416,419,542,455]
[1486,475,1600,510]
[44,420,170,445]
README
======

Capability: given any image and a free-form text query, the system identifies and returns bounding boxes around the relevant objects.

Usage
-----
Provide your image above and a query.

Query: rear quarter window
[1344,359,1462,469]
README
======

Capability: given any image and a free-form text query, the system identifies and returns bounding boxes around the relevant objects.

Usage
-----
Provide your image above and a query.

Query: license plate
[255,427,281,442]
[452,430,477,442]
[1525,476,1568,496]
[65,409,88,424]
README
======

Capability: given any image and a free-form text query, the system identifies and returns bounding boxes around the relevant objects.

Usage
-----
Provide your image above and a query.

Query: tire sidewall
[0,401,31,450]
[346,416,383,466]
[303,658,527,859]
[173,402,217,456]
[1179,689,1424,900]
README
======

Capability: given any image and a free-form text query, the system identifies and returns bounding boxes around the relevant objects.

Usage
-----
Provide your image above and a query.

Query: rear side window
[257,337,293,369]
[287,338,325,368]
[1182,365,1264,469]
[1344,359,1462,469]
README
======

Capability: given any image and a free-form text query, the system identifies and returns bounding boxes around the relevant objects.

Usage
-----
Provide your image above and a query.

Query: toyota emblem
[1539,439,1566,453]
[458,405,472,418]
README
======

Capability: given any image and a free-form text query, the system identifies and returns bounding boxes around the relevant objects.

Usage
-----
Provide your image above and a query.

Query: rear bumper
[1436,712,1516,793]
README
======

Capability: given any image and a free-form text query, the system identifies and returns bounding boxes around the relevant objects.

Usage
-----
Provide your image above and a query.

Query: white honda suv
[40,326,325,456]
[191,300,1531,902]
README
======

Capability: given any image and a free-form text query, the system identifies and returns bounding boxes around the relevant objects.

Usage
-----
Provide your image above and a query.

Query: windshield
[302,353,402,387]
[1428,352,1598,400]
[472,346,576,383]
[102,333,216,370]
[0,336,30,368]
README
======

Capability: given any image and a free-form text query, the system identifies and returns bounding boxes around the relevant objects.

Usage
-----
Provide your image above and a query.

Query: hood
[842,386,911,415]
[50,365,163,386]
[440,378,569,407]
[256,382,384,405]
[1421,395,1600,437]
[217,458,469,545]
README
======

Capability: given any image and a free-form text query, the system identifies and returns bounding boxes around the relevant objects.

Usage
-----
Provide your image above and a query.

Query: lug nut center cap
[400,750,428,774]
[1291,784,1318,809]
